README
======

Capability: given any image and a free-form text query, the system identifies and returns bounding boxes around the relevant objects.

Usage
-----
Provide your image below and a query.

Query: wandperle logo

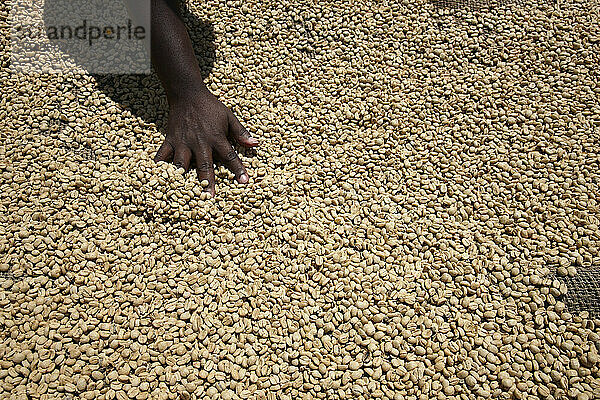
[10,0,151,74]
[15,19,147,47]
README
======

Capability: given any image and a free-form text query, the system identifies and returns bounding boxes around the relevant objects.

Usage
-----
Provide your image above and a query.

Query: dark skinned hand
[153,86,258,196]
[146,0,258,196]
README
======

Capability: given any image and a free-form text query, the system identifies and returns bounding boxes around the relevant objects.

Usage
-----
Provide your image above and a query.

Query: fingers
[228,112,258,147]
[213,141,248,184]
[173,146,192,172]
[154,141,174,162]
[194,145,215,195]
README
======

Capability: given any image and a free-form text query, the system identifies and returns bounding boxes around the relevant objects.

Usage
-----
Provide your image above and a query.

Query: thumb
[229,112,258,147]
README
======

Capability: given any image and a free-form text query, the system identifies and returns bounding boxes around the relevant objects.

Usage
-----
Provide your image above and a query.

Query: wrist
[163,75,209,104]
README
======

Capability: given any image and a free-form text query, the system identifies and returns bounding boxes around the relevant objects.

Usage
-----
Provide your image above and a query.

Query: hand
[154,86,258,196]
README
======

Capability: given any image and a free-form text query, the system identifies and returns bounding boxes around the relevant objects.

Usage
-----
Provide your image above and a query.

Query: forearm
[150,0,206,101]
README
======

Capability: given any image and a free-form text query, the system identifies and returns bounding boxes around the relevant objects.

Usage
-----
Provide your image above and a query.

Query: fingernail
[247,137,259,146]
[238,173,249,184]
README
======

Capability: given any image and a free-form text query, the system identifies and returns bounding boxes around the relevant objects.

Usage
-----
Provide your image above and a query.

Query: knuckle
[196,161,212,172]
[224,150,238,162]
